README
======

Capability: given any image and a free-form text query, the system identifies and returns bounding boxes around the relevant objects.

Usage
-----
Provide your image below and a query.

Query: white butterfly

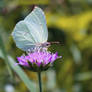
[12,6,49,51]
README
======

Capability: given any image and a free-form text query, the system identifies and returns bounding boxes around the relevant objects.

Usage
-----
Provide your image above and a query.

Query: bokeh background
[0,0,92,92]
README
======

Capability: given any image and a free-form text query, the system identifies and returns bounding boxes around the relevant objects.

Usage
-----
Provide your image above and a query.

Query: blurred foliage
[0,0,92,92]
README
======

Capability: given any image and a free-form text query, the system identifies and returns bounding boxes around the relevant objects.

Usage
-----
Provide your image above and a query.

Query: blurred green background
[0,0,92,92]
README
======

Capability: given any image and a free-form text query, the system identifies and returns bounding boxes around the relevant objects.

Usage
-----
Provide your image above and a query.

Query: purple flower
[16,50,62,72]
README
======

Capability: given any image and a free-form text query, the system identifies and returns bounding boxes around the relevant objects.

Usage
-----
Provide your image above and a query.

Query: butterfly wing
[24,6,48,43]
[12,7,48,51]
[12,21,37,51]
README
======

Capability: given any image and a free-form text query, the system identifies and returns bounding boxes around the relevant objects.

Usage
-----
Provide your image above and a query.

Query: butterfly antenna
[50,42,60,44]
[31,5,36,11]
[50,42,64,46]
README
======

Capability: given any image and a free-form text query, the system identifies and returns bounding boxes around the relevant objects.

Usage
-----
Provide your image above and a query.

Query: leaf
[0,34,13,77]
[8,56,36,92]
[0,35,36,92]
[75,72,92,81]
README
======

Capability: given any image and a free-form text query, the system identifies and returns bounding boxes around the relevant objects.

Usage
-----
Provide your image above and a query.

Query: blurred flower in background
[5,84,14,92]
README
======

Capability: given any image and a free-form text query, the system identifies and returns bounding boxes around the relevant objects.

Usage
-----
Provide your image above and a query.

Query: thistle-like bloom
[16,50,62,72]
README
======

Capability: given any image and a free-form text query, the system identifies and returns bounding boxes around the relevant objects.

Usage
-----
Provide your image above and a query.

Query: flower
[16,49,62,72]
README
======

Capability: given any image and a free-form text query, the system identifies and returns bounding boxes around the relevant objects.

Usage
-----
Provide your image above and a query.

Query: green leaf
[8,56,36,92]
[0,35,13,78]
[0,35,36,92]
[75,72,92,81]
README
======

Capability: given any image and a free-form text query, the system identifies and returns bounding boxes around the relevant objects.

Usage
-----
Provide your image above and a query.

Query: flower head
[16,49,62,72]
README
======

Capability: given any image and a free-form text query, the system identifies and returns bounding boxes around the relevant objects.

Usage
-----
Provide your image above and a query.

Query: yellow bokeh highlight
[46,11,92,42]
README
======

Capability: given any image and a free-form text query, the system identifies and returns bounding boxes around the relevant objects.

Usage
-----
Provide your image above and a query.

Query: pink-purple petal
[16,50,62,70]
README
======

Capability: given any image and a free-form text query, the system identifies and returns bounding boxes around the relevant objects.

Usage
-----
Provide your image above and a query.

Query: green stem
[38,72,42,92]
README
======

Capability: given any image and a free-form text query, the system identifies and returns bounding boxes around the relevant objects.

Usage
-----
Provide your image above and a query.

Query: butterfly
[12,6,49,51]
[12,6,60,52]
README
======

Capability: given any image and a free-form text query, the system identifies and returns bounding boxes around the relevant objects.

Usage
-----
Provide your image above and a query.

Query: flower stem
[38,72,42,92]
